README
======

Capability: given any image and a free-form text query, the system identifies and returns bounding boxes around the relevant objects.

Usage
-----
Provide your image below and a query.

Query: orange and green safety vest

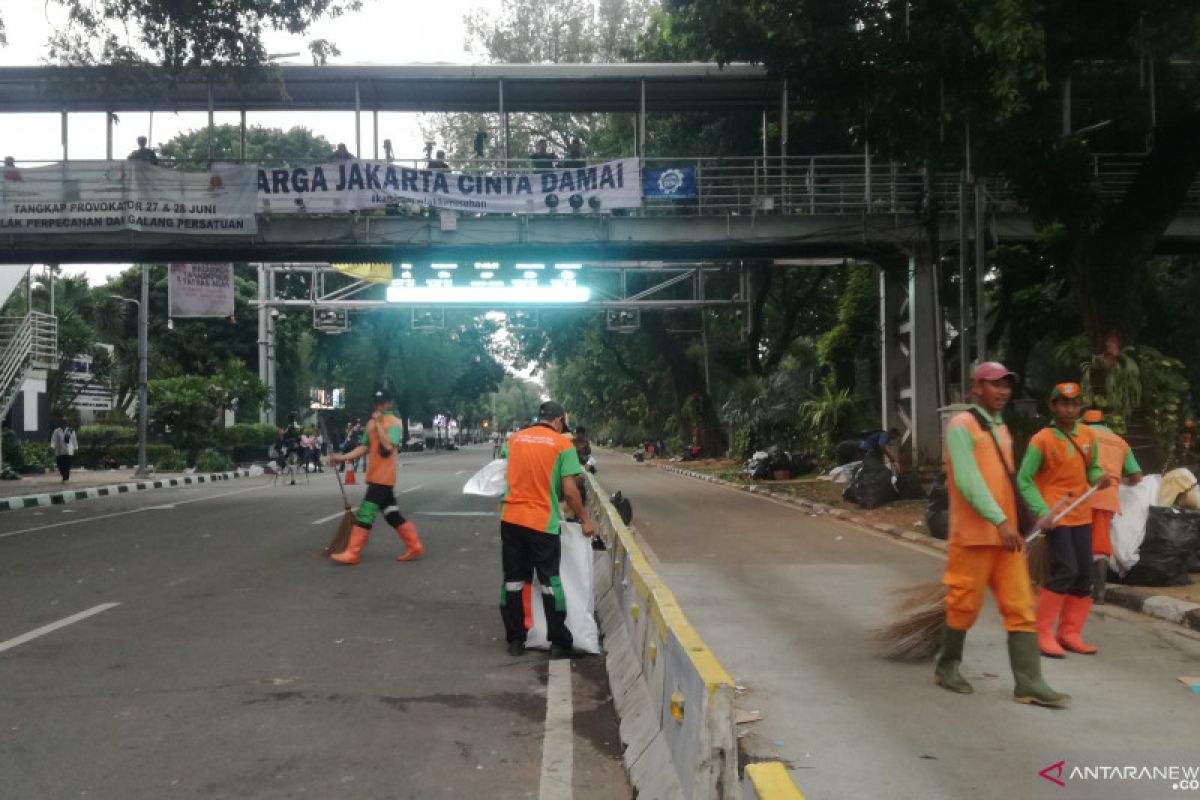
[944,406,1019,547]
[1018,422,1103,526]
[500,423,583,533]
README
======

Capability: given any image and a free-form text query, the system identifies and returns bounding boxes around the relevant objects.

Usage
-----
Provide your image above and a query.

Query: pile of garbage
[741,446,815,481]
[1111,467,1200,587]
[830,458,925,510]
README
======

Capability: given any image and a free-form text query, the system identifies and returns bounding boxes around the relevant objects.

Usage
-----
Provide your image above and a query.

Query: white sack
[525,521,601,654]
[1110,474,1162,575]
[463,458,508,497]
[828,461,861,484]
[1158,468,1200,509]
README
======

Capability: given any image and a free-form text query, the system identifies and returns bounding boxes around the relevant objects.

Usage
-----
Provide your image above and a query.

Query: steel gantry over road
[5,63,1200,461]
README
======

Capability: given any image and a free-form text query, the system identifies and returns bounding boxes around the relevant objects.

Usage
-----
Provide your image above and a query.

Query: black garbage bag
[835,439,862,466]
[610,491,633,526]
[1123,506,1200,587]
[788,451,816,477]
[895,473,926,500]
[925,475,949,540]
[846,456,899,509]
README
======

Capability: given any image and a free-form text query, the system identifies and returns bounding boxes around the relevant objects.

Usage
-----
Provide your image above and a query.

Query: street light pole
[138,265,149,478]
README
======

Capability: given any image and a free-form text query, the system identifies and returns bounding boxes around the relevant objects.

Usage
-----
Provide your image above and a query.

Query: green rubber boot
[1092,560,1108,605]
[933,625,974,694]
[1009,632,1071,708]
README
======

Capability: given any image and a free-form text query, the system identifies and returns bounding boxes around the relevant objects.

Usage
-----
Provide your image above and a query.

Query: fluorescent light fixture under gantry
[386,284,591,304]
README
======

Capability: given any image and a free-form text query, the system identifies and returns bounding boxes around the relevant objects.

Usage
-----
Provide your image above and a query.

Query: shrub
[214,423,278,448]
[79,444,176,469]
[194,449,235,472]
[153,449,190,471]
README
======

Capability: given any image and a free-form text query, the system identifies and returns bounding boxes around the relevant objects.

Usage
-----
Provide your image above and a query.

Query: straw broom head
[874,581,947,662]
[322,507,355,558]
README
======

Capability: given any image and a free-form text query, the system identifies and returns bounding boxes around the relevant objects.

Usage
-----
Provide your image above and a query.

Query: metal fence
[3,153,1198,218]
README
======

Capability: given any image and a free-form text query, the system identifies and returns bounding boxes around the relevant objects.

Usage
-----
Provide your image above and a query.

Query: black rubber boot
[1009,632,1071,708]
[933,625,974,694]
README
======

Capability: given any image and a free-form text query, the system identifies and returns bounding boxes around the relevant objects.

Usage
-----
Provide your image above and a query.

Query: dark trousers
[56,455,71,481]
[1044,524,1093,597]
[499,521,571,648]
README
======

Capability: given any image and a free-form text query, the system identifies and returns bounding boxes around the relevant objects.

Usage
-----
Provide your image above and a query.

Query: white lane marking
[311,510,348,526]
[0,603,120,655]
[0,484,272,540]
[454,471,466,476]
[539,659,573,800]
[399,485,423,494]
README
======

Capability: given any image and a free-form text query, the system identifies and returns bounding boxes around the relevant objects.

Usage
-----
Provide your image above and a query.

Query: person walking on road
[327,389,424,565]
[499,400,595,658]
[1082,409,1142,604]
[936,362,1070,707]
[50,418,77,482]
[1018,382,1111,658]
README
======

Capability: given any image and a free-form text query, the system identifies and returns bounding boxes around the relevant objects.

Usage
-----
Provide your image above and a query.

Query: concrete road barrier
[585,472,804,800]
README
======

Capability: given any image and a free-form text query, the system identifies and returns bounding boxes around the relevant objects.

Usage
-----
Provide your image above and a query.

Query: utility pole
[137,265,148,478]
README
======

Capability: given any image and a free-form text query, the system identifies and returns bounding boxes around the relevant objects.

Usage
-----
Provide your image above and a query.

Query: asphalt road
[0,446,629,800]
[595,451,1200,800]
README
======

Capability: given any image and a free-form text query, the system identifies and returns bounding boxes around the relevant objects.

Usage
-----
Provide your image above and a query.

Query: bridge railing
[3,152,1197,217]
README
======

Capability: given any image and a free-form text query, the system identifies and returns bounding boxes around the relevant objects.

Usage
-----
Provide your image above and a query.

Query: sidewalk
[656,460,1200,634]
[0,466,256,510]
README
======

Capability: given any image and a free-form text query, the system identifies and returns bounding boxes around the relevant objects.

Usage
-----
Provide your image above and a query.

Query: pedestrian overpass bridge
[3,63,1199,464]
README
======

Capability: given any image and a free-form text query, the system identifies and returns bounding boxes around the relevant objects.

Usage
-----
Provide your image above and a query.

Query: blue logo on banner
[643,167,696,199]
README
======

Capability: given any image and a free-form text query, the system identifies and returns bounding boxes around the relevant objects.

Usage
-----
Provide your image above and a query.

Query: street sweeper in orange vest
[1081,408,1141,604]
[1018,382,1111,657]
[936,361,1070,707]
[326,388,424,565]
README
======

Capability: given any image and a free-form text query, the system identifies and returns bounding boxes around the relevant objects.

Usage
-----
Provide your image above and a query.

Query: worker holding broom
[326,388,424,565]
[1018,383,1111,657]
[936,362,1070,707]
[1082,409,1141,605]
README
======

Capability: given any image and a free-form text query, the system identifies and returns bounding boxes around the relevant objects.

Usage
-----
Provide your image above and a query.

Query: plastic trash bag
[1122,505,1200,587]
[845,457,899,509]
[925,475,949,540]
[1158,468,1200,509]
[1110,474,1160,575]
[828,461,861,485]
[462,458,507,497]
[525,521,601,654]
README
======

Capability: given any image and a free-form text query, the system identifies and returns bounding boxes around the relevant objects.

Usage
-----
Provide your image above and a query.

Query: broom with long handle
[875,488,1093,662]
[321,463,357,558]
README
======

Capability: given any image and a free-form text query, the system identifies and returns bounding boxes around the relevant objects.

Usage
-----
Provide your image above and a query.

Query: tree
[159,124,335,167]
[38,0,363,68]
[29,274,114,419]
[421,0,659,161]
[148,358,268,464]
[661,0,1200,355]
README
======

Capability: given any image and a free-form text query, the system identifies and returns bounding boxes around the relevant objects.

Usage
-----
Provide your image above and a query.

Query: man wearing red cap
[936,361,1069,706]
[1018,382,1111,657]
[1082,409,1141,604]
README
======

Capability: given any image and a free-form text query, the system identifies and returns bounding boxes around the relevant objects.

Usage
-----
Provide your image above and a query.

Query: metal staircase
[0,312,58,422]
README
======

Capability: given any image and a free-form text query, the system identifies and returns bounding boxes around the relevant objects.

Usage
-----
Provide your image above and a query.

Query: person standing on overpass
[1082,409,1141,604]
[499,400,595,657]
[937,362,1070,707]
[327,388,424,565]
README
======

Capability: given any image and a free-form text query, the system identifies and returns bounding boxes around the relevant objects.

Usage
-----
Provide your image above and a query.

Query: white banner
[168,263,235,318]
[0,161,258,235]
[256,157,642,215]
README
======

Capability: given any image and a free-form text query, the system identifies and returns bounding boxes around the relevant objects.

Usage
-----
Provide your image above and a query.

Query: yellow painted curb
[745,762,805,799]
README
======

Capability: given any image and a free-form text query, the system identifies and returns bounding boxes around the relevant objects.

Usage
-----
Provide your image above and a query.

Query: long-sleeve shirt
[944,405,1018,546]
[1018,422,1103,526]
[946,405,1009,525]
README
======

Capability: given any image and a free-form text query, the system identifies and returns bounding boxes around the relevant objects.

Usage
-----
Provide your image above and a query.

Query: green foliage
[149,359,268,464]
[159,124,334,167]
[193,449,235,473]
[215,423,278,448]
[79,424,137,443]
[150,449,189,471]
[44,0,363,68]
[13,440,55,470]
